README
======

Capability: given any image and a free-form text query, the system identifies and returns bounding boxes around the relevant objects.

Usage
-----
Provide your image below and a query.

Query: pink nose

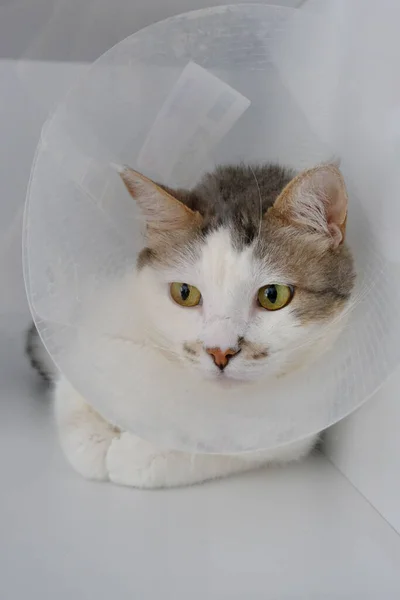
[206,347,240,370]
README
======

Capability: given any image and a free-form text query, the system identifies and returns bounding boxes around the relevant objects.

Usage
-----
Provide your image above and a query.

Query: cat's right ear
[270,164,348,248]
[114,164,201,241]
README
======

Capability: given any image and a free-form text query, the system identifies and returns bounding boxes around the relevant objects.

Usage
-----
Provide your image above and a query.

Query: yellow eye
[257,284,294,311]
[170,282,202,307]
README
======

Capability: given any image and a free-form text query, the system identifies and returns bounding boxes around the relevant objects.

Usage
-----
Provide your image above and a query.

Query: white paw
[59,432,111,480]
[59,423,118,481]
[106,432,172,488]
[55,377,120,481]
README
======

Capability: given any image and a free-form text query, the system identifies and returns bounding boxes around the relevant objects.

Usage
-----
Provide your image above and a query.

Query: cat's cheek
[154,305,202,351]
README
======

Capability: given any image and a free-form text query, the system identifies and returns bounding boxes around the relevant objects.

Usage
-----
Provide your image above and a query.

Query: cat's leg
[54,376,120,480]
[106,431,317,489]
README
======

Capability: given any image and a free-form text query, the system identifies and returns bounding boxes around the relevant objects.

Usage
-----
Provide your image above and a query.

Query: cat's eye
[170,282,202,307]
[257,284,294,311]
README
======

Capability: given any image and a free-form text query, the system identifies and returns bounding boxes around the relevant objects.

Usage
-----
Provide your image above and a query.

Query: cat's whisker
[145,333,186,363]
[248,164,263,239]
[104,333,143,345]
[149,342,182,360]
[106,332,183,362]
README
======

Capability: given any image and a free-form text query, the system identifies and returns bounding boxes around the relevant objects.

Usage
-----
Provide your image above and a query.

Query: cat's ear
[270,164,348,247]
[115,165,201,240]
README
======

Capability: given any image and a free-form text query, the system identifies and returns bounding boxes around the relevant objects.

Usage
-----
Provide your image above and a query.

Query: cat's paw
[106,432,173,489]
[55,376,120,481]
[59,420,118,481]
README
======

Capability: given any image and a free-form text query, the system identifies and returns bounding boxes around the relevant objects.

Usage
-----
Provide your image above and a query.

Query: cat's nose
[206,347,240,371]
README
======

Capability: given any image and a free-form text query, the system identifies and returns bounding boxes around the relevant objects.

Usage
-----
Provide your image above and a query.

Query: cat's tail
[25,323,57,384]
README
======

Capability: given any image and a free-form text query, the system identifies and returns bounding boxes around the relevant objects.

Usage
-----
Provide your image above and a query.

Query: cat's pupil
[180,284,190,301]
[266,285,278,304]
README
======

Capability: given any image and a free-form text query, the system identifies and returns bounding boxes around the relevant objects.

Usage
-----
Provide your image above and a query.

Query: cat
[26,162,355,488]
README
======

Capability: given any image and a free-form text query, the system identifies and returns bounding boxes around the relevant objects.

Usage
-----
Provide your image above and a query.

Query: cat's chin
[202,371,258,388]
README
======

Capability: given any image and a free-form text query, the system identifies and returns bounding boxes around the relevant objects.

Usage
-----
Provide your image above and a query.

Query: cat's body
[27,163,355,488]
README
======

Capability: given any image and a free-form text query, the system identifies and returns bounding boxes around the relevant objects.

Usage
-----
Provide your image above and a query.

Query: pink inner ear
[324,176,348,247]
[328,223,343,247]
[326,180,347,224]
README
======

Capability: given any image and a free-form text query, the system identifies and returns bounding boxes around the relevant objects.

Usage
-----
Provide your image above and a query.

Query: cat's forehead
[160,226,281,291]
[187,164,294,248]
[198,227,271,283]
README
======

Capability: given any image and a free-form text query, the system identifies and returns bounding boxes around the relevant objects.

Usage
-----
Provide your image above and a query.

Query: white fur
[54,227,345,488]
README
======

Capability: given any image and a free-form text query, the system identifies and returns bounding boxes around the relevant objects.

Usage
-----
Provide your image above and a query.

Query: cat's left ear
[115,165,201,241]
[270,164,348,247]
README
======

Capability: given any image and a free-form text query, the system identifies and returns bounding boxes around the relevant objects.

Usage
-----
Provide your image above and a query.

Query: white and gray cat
[26,162,355,488]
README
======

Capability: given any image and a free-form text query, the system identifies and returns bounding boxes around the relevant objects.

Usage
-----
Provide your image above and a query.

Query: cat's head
[118,163,355,384]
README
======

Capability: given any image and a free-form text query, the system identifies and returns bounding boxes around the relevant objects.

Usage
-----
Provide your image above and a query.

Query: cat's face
[119,164,355,384]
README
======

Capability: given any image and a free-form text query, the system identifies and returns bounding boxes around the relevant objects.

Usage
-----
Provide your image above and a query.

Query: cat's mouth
[203,366,260,387]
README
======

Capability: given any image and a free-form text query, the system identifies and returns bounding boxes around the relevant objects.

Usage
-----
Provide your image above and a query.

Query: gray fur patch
[180,164,294,248]
[25,323,55,384]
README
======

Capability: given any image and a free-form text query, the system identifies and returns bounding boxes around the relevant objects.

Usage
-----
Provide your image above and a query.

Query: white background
[1,1,400,597]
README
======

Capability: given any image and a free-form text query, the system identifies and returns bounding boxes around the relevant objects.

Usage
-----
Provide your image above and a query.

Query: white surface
[2,332,400,599]
[326,367,400,536]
